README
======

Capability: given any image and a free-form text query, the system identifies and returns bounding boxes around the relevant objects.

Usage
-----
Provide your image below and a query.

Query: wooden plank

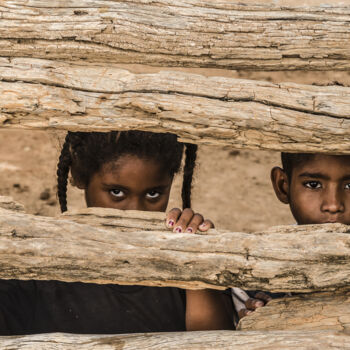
[1,204,350,292]
[238,291,350,331]
[1,58,350,152]
[1,1,350,70]
[1,330,349,349]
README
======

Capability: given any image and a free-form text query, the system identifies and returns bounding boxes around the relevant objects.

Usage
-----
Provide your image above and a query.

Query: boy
[232,152,350,321]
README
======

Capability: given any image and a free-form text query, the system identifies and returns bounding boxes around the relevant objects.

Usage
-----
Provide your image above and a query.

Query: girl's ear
[270,167,290,204]
[70,165,86,190]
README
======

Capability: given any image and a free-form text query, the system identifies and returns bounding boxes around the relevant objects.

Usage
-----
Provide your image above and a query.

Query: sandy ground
[1,69,350,232]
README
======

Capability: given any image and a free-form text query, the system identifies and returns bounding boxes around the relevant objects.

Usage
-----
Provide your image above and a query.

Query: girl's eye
[146,191,160,199]
[304,181,322,189]
[110,189,125,198]
[345,183,350,190]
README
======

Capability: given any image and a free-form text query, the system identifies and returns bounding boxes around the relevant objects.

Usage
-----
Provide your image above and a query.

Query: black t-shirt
[0,280,186,335]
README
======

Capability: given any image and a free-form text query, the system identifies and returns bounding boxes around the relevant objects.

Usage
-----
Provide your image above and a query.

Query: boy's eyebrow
[341,175,350,182]
[298,172,330,180]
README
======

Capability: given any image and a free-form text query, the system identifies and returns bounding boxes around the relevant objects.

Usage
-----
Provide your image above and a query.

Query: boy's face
[271,154,350,225]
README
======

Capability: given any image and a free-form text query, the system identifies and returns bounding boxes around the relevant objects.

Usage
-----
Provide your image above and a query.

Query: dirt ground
[1,69,350,232]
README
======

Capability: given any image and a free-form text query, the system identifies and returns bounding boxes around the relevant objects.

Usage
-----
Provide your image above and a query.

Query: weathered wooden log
[1,58,350,152]
[238,291,350,331]
[1,330,350,349]
[1,205,350,292]
[1,1,350,70]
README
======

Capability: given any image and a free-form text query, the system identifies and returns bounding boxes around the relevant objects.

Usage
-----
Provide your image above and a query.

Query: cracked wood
[1,330,350,349]
[238,291,350,331]
[1,58,350,152]
[1,1,350,70]
[1,205,350,292]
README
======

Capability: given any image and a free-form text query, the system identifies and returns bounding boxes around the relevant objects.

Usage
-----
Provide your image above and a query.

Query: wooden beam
[1,330,350,349]
[1,1,350,70]
[238,291,350,331]
[1,58,350,152]
[1,204,350,292]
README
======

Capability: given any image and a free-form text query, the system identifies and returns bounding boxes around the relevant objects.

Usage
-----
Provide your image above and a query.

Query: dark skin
[76,154,232,331]
[238,154,350,319]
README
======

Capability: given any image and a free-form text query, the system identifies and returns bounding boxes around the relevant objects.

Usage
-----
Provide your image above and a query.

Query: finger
[166,208,182,229]
[184,213,204,233]
[245,297,264,310]
[198,219,214,232]
[238,308,253,319]
[232,293,246,313]
[173,208,194,233]
[254,291,273,304]
[231,288,250,302]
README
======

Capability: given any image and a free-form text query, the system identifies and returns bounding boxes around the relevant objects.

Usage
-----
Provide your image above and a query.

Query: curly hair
[57,131,197,212]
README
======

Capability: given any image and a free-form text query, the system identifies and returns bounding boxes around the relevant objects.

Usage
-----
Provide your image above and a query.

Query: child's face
[83,154,173,212]
[271,154,350,225]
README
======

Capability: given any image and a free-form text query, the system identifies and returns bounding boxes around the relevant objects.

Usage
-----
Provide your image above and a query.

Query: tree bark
[1,1,350,70]
[0,205,350,292]
[1,58,350,152]
[238,291,350,331]
[1,330,349,349]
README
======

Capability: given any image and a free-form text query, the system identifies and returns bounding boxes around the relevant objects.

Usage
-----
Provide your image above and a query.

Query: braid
[181,143,197,209]
[56,133,72,213]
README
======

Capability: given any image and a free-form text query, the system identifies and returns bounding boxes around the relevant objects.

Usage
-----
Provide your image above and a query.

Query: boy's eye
[110,189,125,198]
[146,191,160,199]
[304,181,322,189]
[345,183,350,190]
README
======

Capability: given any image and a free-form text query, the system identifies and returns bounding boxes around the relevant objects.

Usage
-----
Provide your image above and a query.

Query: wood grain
[1,330,349,349]
[1,1,350,70]
[1,58,350,152]
[0,205,350,292]
[238,291,350,331]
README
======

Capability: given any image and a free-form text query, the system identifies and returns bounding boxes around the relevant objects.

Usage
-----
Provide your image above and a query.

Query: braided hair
[57,131,197,212]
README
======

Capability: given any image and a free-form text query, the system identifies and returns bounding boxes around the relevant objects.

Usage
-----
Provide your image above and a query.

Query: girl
[52,130,232,333]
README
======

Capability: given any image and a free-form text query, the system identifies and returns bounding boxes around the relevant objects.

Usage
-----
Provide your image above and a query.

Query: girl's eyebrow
[298,172,329,180]
[144,185,169,191]
[341,175,350,182]
[101,183,129,190]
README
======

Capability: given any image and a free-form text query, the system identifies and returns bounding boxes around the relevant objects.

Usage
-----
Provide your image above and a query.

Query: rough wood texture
[1,330,350,349]
[2,58,350,152]
[1,205,350,292]
[238,291,350,331]
[1,1,350,70]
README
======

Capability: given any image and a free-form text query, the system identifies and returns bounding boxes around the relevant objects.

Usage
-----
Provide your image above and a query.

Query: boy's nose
[321,188,345,213]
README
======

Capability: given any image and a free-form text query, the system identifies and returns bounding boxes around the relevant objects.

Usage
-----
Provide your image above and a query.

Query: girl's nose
[321,188,345,213]
[125,197,145,211]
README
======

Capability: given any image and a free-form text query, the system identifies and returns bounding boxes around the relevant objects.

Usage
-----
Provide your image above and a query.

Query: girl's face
[84,154,173,212]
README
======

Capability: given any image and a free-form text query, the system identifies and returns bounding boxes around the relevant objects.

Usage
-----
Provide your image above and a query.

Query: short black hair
[281,152,315,179]
[57,131,197,212]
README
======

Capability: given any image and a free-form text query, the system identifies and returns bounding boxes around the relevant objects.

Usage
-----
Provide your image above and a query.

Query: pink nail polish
[167,220,174,227]
[186,227,193,233]
[175,227,182,233]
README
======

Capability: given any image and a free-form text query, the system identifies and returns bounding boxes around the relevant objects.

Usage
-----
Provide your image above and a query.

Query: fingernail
[174,227,182,233]
[255,301,264,308]
[167,220,174,228]
[186,227,193,233]
[199,223,206,229]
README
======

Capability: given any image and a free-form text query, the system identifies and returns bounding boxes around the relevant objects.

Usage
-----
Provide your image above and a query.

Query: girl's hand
[166,208,214,233]
[231,288,272,320]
